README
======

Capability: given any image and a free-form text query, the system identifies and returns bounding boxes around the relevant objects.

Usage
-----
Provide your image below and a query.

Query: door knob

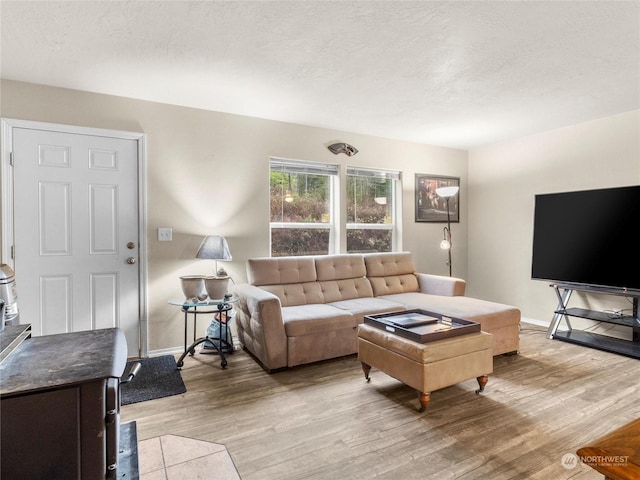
[127,257,136,265]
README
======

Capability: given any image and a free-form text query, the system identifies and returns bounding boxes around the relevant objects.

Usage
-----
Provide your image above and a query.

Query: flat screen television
[531,185,640,295]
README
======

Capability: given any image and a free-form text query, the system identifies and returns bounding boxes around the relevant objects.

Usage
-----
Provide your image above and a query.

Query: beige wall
[468,110,640,328]
[0,80,467,353]
[5,80,636,352]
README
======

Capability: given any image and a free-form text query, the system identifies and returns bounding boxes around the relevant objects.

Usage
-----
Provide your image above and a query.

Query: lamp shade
[195,235,232,261]
[435,186,459,198]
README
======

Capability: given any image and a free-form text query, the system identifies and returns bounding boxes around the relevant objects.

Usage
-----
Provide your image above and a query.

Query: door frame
[1,118,149,357]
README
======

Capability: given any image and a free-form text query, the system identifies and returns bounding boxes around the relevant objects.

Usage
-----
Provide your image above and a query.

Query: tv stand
[546,284,640,359]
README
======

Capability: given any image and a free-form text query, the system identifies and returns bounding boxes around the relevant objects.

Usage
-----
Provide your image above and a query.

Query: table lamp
[196,235,232,300]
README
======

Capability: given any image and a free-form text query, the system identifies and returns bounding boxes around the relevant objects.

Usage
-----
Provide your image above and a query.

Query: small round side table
[168,295,238,369]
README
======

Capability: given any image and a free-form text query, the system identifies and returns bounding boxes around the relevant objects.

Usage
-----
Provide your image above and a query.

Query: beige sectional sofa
[233,252,520,372]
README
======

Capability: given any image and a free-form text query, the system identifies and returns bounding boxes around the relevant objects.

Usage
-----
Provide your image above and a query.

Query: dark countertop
[0,327,127,397]
[0,323,31,361]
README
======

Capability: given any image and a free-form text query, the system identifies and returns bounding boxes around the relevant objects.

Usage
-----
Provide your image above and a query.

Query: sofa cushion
[328,297,406,322]
[261,278,374,307]
[282,304,357,336]
[261,282,324,307]
[364,252,416,277]
[315,254,367,281]
[365,252,420,296]
[319,278,373,303]
[248,256,317,286]
[368,274,420,296]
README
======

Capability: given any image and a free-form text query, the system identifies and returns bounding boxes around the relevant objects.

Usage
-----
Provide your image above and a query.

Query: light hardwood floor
[121,324,640,479]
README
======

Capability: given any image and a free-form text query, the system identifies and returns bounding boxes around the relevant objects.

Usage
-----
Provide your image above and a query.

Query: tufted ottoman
[357,323,493,411]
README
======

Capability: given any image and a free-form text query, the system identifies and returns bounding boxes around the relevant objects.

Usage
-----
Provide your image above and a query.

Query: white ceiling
[1,1,639,150]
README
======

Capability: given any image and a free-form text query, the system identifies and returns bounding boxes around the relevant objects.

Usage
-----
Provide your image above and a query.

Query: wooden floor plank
[122,324,639,479]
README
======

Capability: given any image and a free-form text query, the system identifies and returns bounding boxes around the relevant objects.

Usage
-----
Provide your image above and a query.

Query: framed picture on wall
[415,174,460,222]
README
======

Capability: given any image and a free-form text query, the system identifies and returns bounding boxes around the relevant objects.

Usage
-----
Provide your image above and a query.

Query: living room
[1,1,639,479]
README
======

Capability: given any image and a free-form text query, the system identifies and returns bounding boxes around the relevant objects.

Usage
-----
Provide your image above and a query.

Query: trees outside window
[346,168,398,253]
[270,159,400,257]
[270,159,337,256]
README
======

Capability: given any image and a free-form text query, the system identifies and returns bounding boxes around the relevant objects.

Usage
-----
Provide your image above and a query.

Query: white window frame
[269,158,339,256]
[346,167,401,253]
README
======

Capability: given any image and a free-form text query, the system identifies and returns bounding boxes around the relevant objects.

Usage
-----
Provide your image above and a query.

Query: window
[270,160,401,257]
[346,167,399,253]
[270,159,338,256]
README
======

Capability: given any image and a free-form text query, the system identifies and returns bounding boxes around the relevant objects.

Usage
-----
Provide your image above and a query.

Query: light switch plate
[158,227,172,241]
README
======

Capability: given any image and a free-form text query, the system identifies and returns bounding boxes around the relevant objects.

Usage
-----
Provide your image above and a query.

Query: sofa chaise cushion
[379,293,520,331]
[378,292,521,355]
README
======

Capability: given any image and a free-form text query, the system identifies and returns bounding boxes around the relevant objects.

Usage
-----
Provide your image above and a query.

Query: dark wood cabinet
[0,326,129,479]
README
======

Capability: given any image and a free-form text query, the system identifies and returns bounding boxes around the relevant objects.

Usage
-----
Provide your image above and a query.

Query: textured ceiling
[1,1,639,149]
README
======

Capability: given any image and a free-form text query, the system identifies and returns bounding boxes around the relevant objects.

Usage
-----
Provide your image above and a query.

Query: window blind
[270,158,339,176]
[346,167,400,180]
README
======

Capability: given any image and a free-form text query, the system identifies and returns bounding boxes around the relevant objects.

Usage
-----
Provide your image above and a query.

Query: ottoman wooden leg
[418,392,431,412]
[361,362,372,382]
[476,374,489,394]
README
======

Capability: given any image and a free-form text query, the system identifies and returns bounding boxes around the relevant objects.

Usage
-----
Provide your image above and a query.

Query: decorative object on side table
[196,235,232,299]
[201,299,235,355]
[204,273,230,301]
[179,275,207,302]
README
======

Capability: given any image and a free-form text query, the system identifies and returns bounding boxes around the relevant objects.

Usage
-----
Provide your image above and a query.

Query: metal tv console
[546,283,640,359]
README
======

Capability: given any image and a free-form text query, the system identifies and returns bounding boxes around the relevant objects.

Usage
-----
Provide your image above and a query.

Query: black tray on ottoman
[364,309,480,344]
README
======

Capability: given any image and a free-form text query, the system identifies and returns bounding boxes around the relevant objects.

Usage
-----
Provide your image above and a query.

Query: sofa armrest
[416,273,466,296]
[232,283,288,371]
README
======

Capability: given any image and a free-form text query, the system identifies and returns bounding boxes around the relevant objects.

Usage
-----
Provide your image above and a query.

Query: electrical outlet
[158,227,172,242]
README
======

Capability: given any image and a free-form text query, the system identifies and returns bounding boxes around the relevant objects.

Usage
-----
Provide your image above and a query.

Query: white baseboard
[148,340,242,359]
[147,347,183,358]
[520,316,549,328]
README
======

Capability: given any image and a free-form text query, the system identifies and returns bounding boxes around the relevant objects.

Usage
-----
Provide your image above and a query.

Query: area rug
[121,355,186,405]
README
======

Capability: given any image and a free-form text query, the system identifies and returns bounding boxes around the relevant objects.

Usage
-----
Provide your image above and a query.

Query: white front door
[9,125,143,356]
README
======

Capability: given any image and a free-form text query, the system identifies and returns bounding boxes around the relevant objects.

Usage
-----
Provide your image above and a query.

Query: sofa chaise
[233,252,520,372]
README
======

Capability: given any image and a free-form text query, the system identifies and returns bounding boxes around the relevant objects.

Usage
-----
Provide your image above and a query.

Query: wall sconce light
[436,186,459,276]
[328,142,358,156]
